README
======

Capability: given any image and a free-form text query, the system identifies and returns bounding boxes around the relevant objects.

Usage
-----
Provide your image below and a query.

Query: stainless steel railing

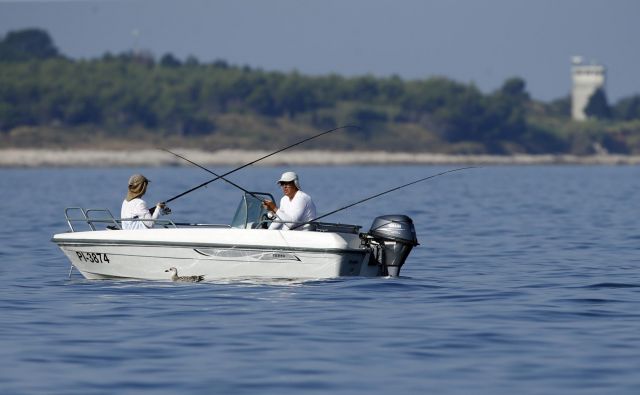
[63,207,177,232]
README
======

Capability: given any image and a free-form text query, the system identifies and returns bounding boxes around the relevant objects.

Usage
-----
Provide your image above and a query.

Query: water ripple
[2,166,640,395]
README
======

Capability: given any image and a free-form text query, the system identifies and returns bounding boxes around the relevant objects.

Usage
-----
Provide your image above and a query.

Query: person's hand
[157,202,171,215]
[262,200,277,212]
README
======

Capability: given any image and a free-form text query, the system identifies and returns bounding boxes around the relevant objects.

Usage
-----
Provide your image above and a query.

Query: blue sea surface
[1,164,639,394]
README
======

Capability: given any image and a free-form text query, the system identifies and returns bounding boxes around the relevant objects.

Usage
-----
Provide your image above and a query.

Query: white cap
[277,171,300,189]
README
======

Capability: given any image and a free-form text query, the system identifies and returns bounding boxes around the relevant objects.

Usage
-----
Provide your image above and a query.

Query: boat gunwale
[51,238,368,254]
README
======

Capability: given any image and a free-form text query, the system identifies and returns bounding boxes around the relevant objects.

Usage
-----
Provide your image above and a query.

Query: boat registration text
[75,251,110,264]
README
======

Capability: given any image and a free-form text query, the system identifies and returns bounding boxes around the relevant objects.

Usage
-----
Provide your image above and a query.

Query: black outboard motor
[367,214,418,277]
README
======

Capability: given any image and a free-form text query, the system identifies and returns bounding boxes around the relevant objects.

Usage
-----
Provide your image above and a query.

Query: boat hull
[52,228,380,280]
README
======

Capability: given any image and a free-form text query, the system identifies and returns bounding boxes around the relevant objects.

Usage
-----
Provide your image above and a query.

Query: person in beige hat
[120,174,170,230]
[262,171,316,230]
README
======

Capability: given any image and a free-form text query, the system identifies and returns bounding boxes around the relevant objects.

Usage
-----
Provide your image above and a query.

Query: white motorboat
[52,192,418,281]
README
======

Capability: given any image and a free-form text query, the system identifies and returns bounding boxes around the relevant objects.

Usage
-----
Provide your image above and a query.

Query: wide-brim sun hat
[126,174,150,201]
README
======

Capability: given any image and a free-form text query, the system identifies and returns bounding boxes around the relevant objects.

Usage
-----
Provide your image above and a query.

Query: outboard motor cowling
[367,214,418,277]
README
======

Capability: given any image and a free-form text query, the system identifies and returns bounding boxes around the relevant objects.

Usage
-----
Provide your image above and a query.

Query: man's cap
[277,171,300,189]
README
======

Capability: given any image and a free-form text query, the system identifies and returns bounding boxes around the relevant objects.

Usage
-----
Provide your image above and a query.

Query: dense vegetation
[2,29,640,154]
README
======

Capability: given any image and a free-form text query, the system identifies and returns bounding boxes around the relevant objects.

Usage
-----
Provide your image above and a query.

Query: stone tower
[571,56,606,121]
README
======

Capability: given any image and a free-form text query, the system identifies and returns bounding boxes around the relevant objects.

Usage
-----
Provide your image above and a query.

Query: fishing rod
[161,125,359,205]
[161,149,269,204]
[290,166,477,229]
[162,149,301,228]
[161,149,296,226]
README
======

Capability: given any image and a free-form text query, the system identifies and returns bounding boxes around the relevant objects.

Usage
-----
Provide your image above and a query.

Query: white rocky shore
[2,149,640,167]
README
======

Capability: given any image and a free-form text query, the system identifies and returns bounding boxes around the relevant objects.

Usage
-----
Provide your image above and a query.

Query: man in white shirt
[121,174,170,230]
[263,171,317,230]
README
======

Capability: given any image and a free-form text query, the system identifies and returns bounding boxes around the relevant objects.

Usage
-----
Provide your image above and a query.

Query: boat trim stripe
[52,238,366,254]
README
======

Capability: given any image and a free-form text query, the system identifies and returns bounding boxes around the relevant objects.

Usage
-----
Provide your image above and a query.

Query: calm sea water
[1,164,639,394]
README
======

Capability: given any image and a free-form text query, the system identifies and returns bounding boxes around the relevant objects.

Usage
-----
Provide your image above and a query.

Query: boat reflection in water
[52,192,418,281]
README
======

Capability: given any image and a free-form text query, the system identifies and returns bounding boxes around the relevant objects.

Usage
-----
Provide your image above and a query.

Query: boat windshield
[230,192,275,229]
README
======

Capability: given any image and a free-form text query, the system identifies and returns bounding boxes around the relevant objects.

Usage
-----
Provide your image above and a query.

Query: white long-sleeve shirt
[269,190,317,231]
[121,198,160,230]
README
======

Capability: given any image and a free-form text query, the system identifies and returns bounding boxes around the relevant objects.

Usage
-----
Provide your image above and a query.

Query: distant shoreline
[2,149,640,167]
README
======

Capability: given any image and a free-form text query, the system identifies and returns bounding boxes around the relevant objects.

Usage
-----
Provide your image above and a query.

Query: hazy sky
[1,0,638,102]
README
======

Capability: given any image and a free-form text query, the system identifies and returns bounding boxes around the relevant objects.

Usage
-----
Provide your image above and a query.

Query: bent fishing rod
[161,149,476,229]
[161,125,359,205]
[290,166,477,229]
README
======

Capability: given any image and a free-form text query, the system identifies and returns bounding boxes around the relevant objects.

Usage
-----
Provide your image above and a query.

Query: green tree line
[2,28,640,154]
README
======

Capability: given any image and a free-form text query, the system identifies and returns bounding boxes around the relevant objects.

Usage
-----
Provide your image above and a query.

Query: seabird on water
[165,267,205,282]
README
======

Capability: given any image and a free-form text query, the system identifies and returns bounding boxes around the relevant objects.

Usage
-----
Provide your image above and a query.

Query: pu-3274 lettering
[76,251,110,263]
